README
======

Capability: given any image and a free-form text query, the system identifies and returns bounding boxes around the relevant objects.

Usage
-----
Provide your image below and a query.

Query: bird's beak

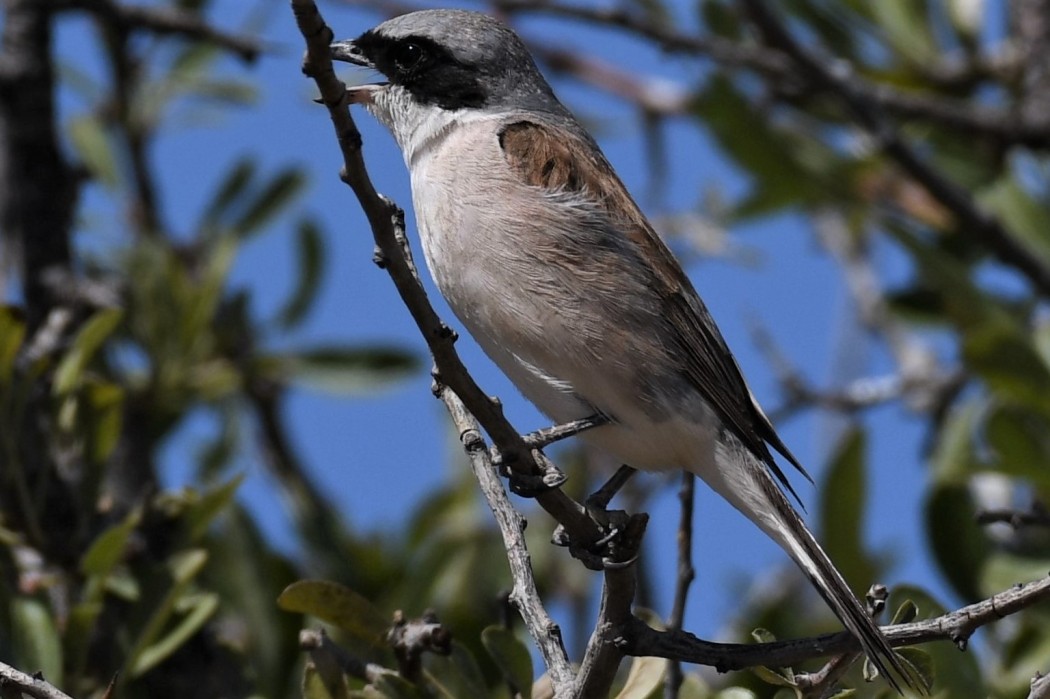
[329,40,372,68]
[330,40,385,105]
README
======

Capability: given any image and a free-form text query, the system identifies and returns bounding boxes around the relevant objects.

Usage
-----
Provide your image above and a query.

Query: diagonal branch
[620,574,1050,670]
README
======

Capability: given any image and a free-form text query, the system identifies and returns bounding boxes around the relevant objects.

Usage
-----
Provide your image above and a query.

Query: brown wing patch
[497,119,810,490]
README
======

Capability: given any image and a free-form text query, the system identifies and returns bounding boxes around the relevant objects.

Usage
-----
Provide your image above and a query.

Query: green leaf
[263,346,417,395]
[979,175,1050,272]
[232,169,306,239]
[184,473,245,541]
[69,116,119,188]
[84,379,124,463]
[124,549,211,678]
[984,404,1050,489]
[925,484,991,601]
[480,626,533,695]
[373,674,427,699]
[871,0,938,64]
[0,305,26,383]
[929,400,983,483]
[694,75,834,217]
[11,597,63,687]
[81,508,142,578]
[303,663,350,699]
[278,218,326,329]
[278,580,389,646]
[749,665,797,689]
[200,158,255,231]
[423,642,486,699]
[130,592,219,676]
[889,599,918,625]
[53,308,124,395]
[614,655,668,698]
[819,427,878,592]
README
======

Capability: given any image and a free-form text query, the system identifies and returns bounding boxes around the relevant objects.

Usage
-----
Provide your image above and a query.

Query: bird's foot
[493,448,568,497]
[552,465,645,570]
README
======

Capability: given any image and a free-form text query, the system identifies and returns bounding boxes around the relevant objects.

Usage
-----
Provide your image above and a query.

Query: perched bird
[331,9,915,692]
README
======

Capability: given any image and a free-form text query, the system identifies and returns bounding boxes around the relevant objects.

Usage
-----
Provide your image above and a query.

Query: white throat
[364,86,474,168]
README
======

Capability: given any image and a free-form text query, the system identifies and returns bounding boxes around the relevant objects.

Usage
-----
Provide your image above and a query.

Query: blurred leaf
[200,158,255,232]
[0,306,25,383]
[278,218,325,329]
[303,663,351,699]
[615,655,668,698]
[262,346,417,395]
[130,592,220,676]
[895,647,934,695]
[81,508,142,578]
[188,79,257,105]
[693,75,835,217]
[423,642,487,699]
[184,473,245,541]
[929,400,983,483]
[480,626,532,696]
[984,405,1050,489]
[232,169,306,239]
[979,553,1050,598]
[819,427,878,591]
[749,665,796,689]
[278,580,389,646]
[373,673,427,699]
[979,175,1050,272]
[889,599,917,625]
[925,484,990,601]
[125,549,211,679]
[69,116,119,188]
[53,308,124,395]
[11,597,63,687]
[871,0,938,64]
[84,379,124,463]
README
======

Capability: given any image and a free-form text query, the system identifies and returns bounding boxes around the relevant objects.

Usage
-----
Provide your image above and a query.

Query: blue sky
[52,0,939,650]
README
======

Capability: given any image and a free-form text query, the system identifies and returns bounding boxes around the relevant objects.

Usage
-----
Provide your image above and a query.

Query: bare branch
[977,503,1050,529]
[436,384,576,690]
[664,473,695,699]
[620,575,1050,670]
[55,0,263,62]
[0,660,75,699]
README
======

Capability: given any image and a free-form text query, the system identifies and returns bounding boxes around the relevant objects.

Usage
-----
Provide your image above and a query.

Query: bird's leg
[499,413,609,497]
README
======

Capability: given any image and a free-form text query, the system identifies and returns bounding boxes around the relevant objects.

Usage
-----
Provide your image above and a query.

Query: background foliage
[1,0,1049,697]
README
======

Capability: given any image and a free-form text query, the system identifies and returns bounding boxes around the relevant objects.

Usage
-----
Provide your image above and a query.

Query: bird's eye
[392,42,425,72]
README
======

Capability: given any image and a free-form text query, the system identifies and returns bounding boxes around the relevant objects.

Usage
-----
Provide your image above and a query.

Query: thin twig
[436,384,576,691]
[0,660,75,699]
[664,473,695,699]
[55,0,263,61]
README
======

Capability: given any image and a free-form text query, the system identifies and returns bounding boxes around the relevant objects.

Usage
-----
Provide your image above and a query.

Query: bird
[330,9,916,693]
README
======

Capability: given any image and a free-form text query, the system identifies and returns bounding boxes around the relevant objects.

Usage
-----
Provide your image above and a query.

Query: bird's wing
[498,119,812,495]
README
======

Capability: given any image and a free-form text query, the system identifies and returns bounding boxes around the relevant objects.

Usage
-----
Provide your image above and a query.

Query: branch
[493,0,1050,148]
[55,0,263,62]
[0,660,75,699]
[664,473,695,699]
[619,575,1050,670]
[0,0,76,333]
[977,503,1050,529]
[739,0,1050,297]
[436,384,576,689]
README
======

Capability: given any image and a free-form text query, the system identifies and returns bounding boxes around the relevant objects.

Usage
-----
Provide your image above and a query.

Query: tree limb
[619,575,1050,670]
[0,660,75,699]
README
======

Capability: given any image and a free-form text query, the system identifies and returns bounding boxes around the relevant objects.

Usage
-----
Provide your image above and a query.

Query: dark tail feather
[759,477,923,694]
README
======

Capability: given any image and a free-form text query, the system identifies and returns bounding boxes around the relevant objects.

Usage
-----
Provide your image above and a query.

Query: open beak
[330,40,385,104]
[329,40,371,68]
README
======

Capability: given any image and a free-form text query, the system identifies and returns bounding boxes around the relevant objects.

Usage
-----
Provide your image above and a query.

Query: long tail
[700,442,921,694]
